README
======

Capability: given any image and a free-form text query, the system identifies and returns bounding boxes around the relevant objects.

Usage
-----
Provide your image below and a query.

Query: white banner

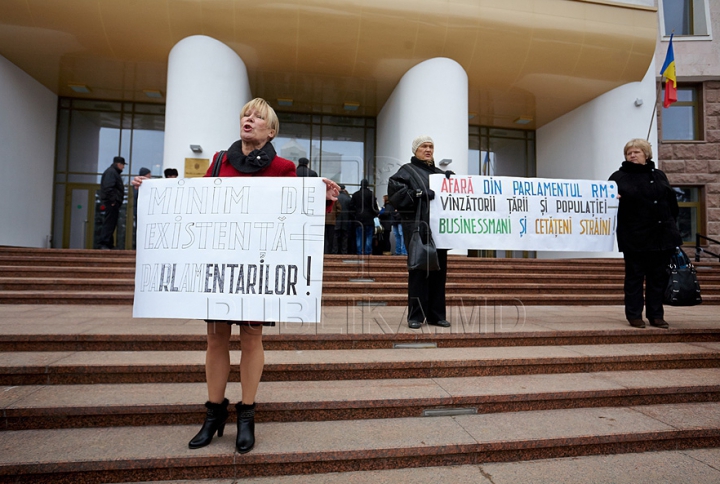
[133,177,326,322]
[429,175,618,251]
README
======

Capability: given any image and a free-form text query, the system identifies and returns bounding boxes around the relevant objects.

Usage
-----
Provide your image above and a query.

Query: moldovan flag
[661,34,677,108]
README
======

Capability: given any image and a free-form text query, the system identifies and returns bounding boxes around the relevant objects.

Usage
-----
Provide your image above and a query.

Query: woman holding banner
[132,98,339,453]
[388,135,453,330]
[609,139,681,329]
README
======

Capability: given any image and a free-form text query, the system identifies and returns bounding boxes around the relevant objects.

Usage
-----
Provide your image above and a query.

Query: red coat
[205,151,296,178]
[206,150,333,212]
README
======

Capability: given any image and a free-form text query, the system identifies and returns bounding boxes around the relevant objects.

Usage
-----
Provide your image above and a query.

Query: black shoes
[235,402,256,454]
[649,318,669,329]
[408,320,451,329]
[628,318,669,329]
[188,398,229,449]
[428,320,451,328]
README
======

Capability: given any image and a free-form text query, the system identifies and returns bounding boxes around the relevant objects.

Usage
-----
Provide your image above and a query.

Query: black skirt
[205,320,276,327]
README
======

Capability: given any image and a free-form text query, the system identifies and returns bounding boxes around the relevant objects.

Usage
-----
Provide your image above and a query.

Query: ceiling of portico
[0,0,657,130]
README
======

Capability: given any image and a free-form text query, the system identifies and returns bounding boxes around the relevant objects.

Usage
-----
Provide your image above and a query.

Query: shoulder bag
[664,247,702,306]
[406,197,440,272]
[210,150,226,177]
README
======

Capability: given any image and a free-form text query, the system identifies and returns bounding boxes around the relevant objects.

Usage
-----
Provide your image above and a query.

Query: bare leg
[205,322,232,403]
[239,324,265,404]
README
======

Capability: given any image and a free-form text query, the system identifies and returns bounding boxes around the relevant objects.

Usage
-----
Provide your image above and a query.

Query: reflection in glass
[663,0,691,35]
[677,206,696,242]
[274,122,312,166]
[69,111,119,174]
[320,125,365,185]
[131,129,164,177]
[490,137,527,177]
[663,106,696,140]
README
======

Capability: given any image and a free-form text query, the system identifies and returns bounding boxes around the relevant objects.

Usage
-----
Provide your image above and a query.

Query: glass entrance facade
[52,99,536,252]
[52,98,165,249]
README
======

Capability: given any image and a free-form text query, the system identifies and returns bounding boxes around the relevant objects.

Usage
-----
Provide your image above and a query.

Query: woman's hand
[131,176,145,189]
[322,178,340,201]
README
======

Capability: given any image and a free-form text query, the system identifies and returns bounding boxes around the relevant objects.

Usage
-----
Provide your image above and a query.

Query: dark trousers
[623,250,673,320]
[324,224,335,254]
[407,249,448,324]
[99,202,121,248]
[334,228,349,254]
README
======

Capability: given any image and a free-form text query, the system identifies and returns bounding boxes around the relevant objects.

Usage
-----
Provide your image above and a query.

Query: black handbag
[407,200,440,272]
[664,248,702,306]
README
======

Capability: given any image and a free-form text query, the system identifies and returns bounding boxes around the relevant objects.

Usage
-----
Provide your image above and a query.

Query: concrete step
[111,449,720,484]
[3,327,718,352]
[2,290,720,306]
[3,369,719,431]
[2,343,719,385]
[1,402,718,483]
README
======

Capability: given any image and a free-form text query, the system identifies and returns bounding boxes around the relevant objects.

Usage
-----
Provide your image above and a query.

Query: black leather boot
[235,402,256,454]
[188,398,229,449]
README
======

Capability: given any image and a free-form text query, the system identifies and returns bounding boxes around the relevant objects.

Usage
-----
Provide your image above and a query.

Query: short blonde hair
[624,139,652,160]
[240,98,279,139]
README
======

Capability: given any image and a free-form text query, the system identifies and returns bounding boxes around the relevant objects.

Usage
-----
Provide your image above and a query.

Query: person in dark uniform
[98,156,126,249]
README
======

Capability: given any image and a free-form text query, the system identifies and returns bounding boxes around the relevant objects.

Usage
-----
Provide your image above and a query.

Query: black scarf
[226,140,277,174]
[410,156,436,171]
[619,159,655,173]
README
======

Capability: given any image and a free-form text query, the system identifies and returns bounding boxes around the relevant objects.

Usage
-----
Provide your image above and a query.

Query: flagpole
[646,80,662,141]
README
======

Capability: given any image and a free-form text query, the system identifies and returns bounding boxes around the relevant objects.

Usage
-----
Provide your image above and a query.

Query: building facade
[656,0,720,260]
[0,0,661,253]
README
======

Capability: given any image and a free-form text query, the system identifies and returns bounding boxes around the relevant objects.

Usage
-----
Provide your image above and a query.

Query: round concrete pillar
[164,35,251,175]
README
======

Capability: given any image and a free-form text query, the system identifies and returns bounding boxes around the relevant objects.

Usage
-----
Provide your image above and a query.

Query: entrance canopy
[0,0,656,129]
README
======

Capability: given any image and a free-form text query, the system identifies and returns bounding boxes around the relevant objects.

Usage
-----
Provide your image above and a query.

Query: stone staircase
[0,303,719,483]
[1,246,719,306]
[1,248,719,482]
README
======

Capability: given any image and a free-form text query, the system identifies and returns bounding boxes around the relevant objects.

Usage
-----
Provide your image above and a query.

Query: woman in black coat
[387,135,453,329]
[609,138,682,329]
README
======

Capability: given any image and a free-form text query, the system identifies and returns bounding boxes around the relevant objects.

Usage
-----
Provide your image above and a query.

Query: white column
[536,59,658,259]
[376,58,469,198]
[164,35,252,175]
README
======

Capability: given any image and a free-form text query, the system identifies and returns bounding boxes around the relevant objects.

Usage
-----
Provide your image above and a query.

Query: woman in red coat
[133,98,338,453]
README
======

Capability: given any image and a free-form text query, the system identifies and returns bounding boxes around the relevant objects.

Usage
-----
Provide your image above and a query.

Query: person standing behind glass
[296,157,318,177]
[387,135,453,329]
[609,138,682,329]
[351,179,379,255]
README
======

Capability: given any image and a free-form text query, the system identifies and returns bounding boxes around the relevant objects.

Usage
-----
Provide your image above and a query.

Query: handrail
[695,233,720,262]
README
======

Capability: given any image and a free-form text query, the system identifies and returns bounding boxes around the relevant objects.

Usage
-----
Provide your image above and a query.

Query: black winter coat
[387,157,445,240]
[296,165,318,177]
[100,164,124,205]
[335,191,354,229]
[609,160,682,253]
[350,185,379,227]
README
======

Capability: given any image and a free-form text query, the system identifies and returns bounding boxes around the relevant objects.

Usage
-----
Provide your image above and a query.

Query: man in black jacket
[98,156,126,249]
[296,157,318,177]
[351,179,379,255]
